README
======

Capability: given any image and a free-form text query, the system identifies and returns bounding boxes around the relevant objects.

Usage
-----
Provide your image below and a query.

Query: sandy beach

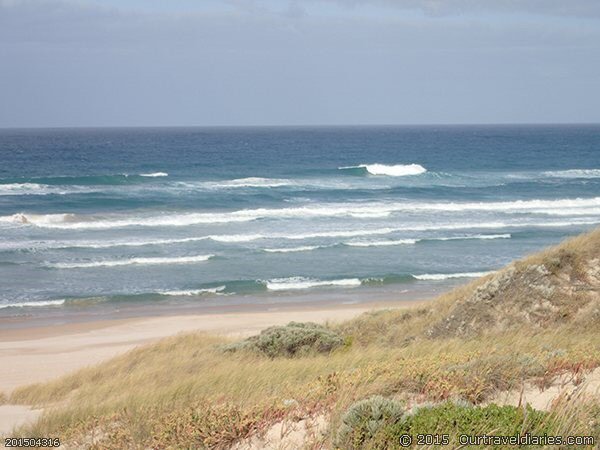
[0,298,422,435]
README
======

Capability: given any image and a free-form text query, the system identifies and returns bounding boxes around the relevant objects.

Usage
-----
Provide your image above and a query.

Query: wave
[0,183,53,196]
[208,234,267,243]
[263,245,324,253]
[403,197,600,213]
[0,183,99,196]
[264,277,362,291]
[0,232,514,254]
[432,233,511,241]
[5,196,599,230]
[0,299,66,309]
[339,163,427,177]
[48,254,214,269]
[57,236,210,249]
[344,239,418,247]
[412,271,493,281]
[0,173,171,187]
[543,169,600,179]
[341,234,509,248]
[0,230,399,251]
[140,172,168,177]
[290,228,399,240]
[0,212,253,229]
[201,177,293,188]
[209,220,596,241]
[159,286,226,296]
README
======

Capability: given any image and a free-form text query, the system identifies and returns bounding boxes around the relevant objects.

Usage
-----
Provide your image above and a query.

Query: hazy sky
[1,0,600,127]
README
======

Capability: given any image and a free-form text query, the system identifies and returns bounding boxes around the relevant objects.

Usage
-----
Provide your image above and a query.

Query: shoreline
[0,296,427,395]
[0,282,449,332]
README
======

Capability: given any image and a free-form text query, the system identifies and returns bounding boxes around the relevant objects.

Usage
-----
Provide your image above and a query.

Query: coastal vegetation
[222,321,346,358]
[7,228,600,448]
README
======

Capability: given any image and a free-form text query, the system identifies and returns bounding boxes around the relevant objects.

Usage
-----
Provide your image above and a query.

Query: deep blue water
[1,125,599,317]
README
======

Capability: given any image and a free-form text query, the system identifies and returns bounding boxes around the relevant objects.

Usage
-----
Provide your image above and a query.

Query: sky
[1,0,600,127]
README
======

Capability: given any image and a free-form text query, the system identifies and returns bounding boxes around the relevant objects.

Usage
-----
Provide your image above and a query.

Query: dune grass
[10,326,600,448]
[8,228,600,448]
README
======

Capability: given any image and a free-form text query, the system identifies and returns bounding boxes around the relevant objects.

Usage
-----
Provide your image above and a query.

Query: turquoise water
[0,125,599,317]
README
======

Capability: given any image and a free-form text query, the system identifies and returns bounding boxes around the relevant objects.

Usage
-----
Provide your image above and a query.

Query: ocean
[1,125,599,320]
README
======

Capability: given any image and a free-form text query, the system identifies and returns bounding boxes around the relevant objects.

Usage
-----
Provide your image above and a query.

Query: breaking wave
[5,196,599,229]
[263,245,324,253]
[543,169,600,179]
[412,271,493,281]
[159,286,226,296]
[0,183,97,196]
[339,163,427,177]
[344,239,418,247]
[140,172,168,177]
[200,177,293,188]
[432,234,511,241]
[48,254,214,269]
[264,277,362,291]
[0,299,66,309]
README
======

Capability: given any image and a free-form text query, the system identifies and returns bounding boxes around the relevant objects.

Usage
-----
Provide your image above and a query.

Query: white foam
[265,277,362,291]
[432,234,511,241]
[263,245,323,253]
[0,183,83,196]
[2,208,598,235]
[208,234,266,243]
[344,239,418,247]
[70,237,210,249]
[412,271,493,281]
[140,172,168,177]
[0,299,66,309]
[287,228,399,240]
[1,212,254,229]
[419,198,600,213]
[543,169,600,179]
[0,183,47,196]
[340,163,427,177]
[204,177,292,188]
[49,254,214,269]
[159,286,226,296]
[6,196,599,230]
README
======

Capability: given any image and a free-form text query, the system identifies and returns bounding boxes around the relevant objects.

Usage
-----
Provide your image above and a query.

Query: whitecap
[139,172,168,177]
[263,245,323,253]
[431,234,511,241]
[0,299,66,309]
[159,286,226,296]
[543,169,600,179]
[49,254,214,269]
[264,277,362,291]
[6,196,599,230]
[340,163,427,177]
[202,177,293,188]
[412,271,493,281]
[344,239,419,247]
[0,183,86,196]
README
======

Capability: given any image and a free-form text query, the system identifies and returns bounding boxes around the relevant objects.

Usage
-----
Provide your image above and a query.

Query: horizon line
[2,121,600,131]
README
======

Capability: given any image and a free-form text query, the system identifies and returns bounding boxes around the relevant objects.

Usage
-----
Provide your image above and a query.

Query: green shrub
[351,401,557,449]
[335,396,405,449]
[223,322,344,358]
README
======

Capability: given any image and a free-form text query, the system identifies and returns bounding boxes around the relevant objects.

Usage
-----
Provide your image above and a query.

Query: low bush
[339,400,558,449]
[334,396,405,449]
[223,322,344,358]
